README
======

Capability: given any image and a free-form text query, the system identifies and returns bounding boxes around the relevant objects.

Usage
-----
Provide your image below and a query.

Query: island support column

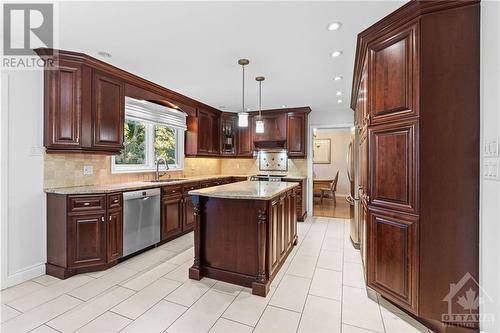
[252,205,269,296]
[189,195,202,280]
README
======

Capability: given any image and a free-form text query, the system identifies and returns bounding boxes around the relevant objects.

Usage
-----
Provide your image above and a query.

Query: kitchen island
[188,181,299,296]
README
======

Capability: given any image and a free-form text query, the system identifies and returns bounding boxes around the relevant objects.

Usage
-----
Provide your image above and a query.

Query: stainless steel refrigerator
[347,128,360,248]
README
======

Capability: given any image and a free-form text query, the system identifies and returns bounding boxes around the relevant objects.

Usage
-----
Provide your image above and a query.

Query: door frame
[307,123,353,218]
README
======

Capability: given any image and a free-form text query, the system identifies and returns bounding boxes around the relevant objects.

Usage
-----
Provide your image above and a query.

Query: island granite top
[188,181,299,200]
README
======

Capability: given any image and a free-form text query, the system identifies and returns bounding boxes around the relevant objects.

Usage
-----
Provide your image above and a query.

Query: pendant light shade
[238,113,249,127]
[238,59,249,127]
[255,76,265,134]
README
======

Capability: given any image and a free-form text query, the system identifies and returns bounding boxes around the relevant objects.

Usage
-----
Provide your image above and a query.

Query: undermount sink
[148,178,186,183]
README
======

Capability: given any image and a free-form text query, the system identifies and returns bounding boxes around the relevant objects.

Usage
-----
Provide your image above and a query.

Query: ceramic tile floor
[0,217,433,333]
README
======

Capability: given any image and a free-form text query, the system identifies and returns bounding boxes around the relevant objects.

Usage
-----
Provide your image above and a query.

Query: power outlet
[83,165,93,175]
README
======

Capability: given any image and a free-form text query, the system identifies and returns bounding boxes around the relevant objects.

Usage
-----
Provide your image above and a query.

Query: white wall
[0,70,45,289]
[480,1,500,332]
[313,129,351,196]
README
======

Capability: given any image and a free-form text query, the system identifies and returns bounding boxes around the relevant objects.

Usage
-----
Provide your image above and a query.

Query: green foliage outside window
[155,125,176,164]
[115,119,146,164]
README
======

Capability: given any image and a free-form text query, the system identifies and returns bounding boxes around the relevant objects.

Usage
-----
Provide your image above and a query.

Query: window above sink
[112,97,186,173]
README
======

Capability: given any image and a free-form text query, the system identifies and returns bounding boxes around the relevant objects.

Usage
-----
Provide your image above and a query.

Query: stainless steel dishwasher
[123,188,161,257]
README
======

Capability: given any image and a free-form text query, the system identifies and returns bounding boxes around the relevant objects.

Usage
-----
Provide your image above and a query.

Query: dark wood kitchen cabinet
[351,1,479,331]
[37,50,125,154]
[185,108,221,157]
[237,115,254,156]
[107,208,123,262]
[92,72,125,152]
[46,192,123,279]
[182,182,200,231]
[161,192,183,241]
[221,113,238,156]
[287,113,307,158]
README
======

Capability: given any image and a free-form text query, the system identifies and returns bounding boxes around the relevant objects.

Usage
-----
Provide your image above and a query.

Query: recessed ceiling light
[246,108,251,111]
[337,99,343,104]
[97,51,112,58]
[327,22,342,31]
[334,76,343,81]
[330,50,343,58]
[336,91,342,96]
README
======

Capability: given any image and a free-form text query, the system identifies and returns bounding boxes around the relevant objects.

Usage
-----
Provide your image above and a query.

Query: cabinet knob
[113,199,119,203]
[101,216,105,222]
[83,202,90,206]
[109,216,112,221]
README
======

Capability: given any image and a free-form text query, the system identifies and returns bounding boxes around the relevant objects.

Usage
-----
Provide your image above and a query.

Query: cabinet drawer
[68,195,106,213]
[162,185,182,196]
[107,193,122,209]
[183,182,200,194]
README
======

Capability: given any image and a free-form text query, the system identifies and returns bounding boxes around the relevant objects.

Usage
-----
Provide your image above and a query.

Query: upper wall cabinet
[368,23,419,125]
[185,107,221,157]
[44,60,84,150]
[287,112,307,158]
[92,72,124,152]
[37,48,216,155]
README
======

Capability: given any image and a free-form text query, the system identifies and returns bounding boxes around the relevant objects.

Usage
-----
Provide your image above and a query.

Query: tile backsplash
[44,152,307,189]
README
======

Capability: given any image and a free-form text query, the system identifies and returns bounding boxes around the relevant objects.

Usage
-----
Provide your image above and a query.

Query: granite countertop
[44,175,250,195]
[188,181,299,200]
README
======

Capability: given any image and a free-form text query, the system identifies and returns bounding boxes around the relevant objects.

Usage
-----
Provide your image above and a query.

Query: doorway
[311,127,352,218]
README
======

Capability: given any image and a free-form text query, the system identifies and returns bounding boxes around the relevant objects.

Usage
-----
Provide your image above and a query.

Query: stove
[249,174,287,182]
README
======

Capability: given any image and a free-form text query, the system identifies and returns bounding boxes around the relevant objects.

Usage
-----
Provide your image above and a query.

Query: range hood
[253,114,287,149]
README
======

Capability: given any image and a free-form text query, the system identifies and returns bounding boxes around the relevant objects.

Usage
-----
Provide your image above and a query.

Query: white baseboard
[2,263,45,289]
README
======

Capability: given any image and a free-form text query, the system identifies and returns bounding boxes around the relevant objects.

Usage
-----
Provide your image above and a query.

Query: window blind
[125,96,187,131]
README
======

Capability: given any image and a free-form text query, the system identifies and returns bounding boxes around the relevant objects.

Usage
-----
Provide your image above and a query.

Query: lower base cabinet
[46,176,247,279]
[46,193,123,279]
[367,207,418,314]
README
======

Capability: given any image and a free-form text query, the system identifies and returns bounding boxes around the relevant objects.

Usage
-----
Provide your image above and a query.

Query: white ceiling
[58,1,404,115]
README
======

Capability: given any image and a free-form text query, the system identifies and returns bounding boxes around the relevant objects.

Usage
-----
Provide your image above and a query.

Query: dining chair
[320,170,339,205]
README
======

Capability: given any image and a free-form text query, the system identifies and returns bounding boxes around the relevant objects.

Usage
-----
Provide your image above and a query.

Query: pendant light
[255,76,265,133]
[237,59,249,127]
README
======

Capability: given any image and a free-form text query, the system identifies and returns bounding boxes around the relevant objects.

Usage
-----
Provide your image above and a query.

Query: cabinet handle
[101,216,105,222]
[172,190,176,193]
[109,216,112,221]
[76,136,79,143]
[113,199,119,203]
[83,202,90,206]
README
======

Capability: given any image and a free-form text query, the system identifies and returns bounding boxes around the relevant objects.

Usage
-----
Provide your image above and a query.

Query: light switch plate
[484,159,499,180]
[484,137,499,157]
[83,165,93,175]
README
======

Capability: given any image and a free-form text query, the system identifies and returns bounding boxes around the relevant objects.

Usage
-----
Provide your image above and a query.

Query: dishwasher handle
[123,188,161,201]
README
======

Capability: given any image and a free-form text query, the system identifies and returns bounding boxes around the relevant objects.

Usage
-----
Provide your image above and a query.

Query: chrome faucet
[155,158,169,181]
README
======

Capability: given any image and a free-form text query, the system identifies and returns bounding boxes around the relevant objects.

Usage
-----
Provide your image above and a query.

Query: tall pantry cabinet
[351,2,480,333]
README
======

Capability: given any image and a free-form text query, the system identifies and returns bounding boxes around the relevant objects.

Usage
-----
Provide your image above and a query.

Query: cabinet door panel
[92,72,124,150]
[69,214,106,267]
[369,120,418,213]
[107,209,123,261]
[367,208,418,313]
[183,195,195,231]
[237,117,253,156]
[287,113,306,157]
[161,195,183,240]
[369,24,418,123]
[268,199,280,274]
[46,63,82,148]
